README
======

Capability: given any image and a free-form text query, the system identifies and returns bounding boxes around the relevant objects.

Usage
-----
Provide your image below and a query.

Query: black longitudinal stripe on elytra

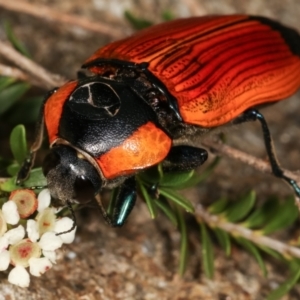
[190,54,292,102]
[139,18,290,77]
[177,32,292,91]
[120,17,251,60]
[194,59,296,111]
[159,33,279,83]
[250,16,300,57]
[149,24,270,74]
[58,77,160,157]
[175,41,290,95]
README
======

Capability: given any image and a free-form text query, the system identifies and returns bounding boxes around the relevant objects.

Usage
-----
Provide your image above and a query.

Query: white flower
[54,217,76,244]
[0,188,78,287]
[0,250,10,271]
[37,189,51,212]
[26,220,39,243]
[36,208,56,235]
[42,250,57,264]
[2,201,20,225]
[0,236,8,252]
[29,257,52,277]
[0,210,7,237]
[5,225,25,245]
[9,239,41,268]
[8,265,30,288]
[38,232,63,251]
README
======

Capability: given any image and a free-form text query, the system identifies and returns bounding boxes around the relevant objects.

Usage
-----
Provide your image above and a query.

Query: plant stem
[195,204,300,259]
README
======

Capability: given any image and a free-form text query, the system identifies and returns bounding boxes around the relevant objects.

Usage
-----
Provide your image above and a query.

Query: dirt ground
[1,0,300,299]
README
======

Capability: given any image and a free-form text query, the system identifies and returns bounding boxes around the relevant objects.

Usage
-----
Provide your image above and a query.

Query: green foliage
[0,80,30,116]
[1,125,46,191]
[0,22,42,125]
[124,11,153,30]
[177,207,188,276]
[261,196,298,235]
[7,96,44,124]
[200,223,214,278]
[236,237,267,277]
[138,164,300,297]
[0,76,42,124]
[9,124,27,165]
[137,178,157,219]
[267,267,300,300]
[223,190,256,222]
[5,22,31,57]
[161,11,175,21]
[213,228,231,256]
[124,10,175,30]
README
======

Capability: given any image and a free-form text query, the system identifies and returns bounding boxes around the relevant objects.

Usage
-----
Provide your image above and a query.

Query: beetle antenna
[56,200,77,236]
[95,194,113,226]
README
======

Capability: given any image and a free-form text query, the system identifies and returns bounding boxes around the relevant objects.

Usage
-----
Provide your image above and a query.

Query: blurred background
[0,0,300,299]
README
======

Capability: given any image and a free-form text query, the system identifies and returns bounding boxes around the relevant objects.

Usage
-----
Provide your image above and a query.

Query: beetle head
[42,145,102,205]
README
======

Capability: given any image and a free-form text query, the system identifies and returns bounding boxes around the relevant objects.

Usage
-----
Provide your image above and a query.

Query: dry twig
[0,41,66,89]
[0,0,127,40]
[195,204,300,259]
[202,138,300,184]
[0,63,29,82]
[184,0,208,16]
[202,137,300,208]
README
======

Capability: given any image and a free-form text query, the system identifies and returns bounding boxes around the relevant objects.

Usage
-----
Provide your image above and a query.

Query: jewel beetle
[17,15,300,229]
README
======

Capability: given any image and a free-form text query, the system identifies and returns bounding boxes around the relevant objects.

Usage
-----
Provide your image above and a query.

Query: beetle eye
[42,151,60,176]
[74,175,95,203]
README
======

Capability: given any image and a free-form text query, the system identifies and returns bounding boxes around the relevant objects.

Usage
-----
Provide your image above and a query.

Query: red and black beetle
[17,15,300,228]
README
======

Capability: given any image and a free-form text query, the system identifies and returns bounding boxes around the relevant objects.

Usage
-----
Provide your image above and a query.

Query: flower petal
[38,232,63,251]
[36,208,56,235]
[29,257,52,277]
[27,219,39,243]
[0,210,7,237]
[8,265,30,288]
[54,217,76,244]
[37,189,51,212]
[5,225,25,245]
[0,236,8,251]
[2,201,20,225]
[0,250,10,271]
[42,250,57,264]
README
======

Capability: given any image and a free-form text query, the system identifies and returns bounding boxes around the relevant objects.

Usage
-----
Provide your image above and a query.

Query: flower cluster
[0,189,76,287]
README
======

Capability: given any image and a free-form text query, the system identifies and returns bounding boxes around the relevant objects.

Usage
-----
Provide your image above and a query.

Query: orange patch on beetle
[96,122,172,179]
[44,81,78,144]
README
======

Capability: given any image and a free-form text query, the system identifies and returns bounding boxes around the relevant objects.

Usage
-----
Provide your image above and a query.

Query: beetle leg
[111,177,137,226]
[16,89,57,185]
[233,109,300,197]
[95,177,137,227]
[162,145,208,172]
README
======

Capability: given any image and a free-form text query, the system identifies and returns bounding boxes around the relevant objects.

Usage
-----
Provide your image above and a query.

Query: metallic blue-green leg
[107,177,137,227]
